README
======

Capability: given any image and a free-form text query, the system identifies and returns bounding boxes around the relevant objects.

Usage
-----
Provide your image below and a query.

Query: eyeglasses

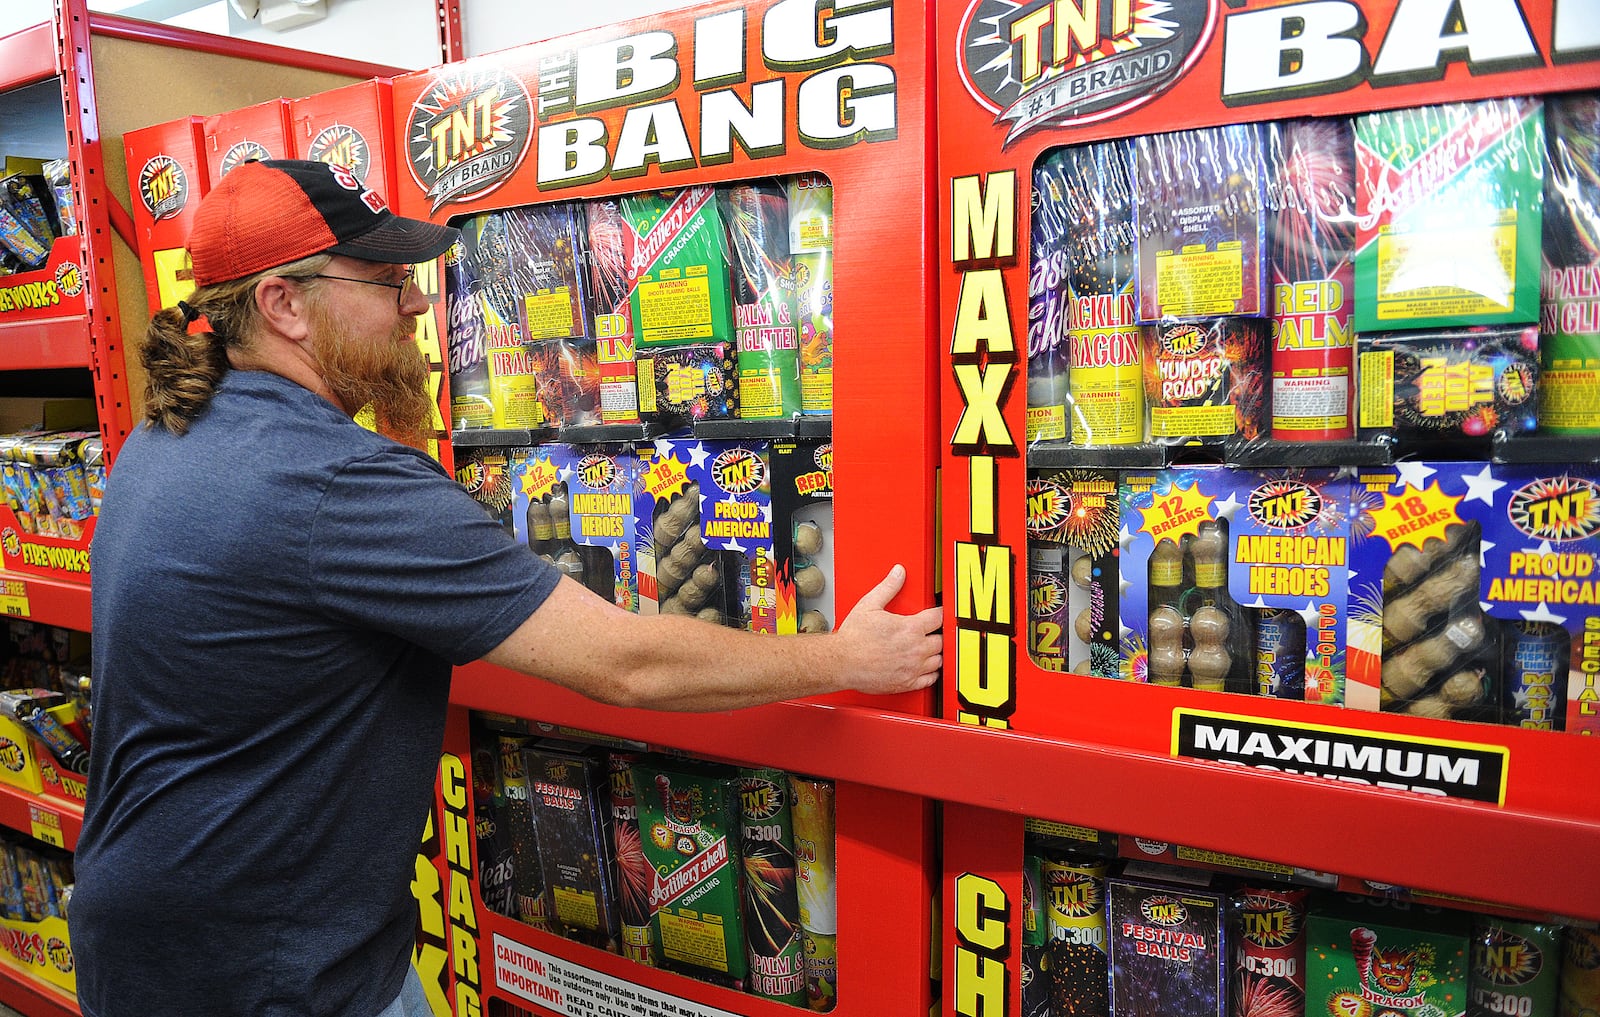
[303,269,418,308]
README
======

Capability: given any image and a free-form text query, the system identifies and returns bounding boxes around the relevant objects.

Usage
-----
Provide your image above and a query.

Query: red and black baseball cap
[187,159,459,288]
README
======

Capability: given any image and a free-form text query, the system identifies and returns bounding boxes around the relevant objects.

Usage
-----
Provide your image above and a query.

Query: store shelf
[0,318,93,373]
[0,783,83,854]
[453,661,1600,920]
[0,963,76,1017]
[0,572,91,632]
[0,23,58,94]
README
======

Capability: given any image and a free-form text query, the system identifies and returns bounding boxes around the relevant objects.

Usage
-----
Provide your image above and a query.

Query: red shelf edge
[0,782,84,853]
[0,23,58,94]
[0,960,76,1017]
[0,571,92,633]
[451,661,1600,920]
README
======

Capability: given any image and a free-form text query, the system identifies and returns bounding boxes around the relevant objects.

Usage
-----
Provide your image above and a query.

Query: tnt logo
[2,530,18,558]
[1248,480,1323,530]
[1047,869,1103,919]
[1141,895,1187,926]
[0,739,24,773]
[137,155,189,221]
[46,938,72,974]
[219,140,271,177]
[1161,324,1208,358]
[406,65,533,211]
[308,123,372,183]
[578,454,618,490]
[712,448,767,496]
[1241,900,1300,948]
[739,776,782,820]
[1026,478,1073,533]
[1510,476,1600,542]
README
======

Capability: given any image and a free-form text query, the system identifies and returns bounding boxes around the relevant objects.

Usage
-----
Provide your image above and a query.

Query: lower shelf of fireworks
[1008,816,1595,1017]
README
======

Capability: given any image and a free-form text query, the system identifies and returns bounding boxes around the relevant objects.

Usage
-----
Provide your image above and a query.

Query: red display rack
[933,7,1600,1015]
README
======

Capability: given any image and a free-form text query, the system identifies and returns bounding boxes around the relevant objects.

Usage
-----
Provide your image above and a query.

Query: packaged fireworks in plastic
[1356,326,1540,447]
[772,438,836,635]
[1354,97,1545,330]
[787,174,834,415]
[636,341,739,422]
[1230,887,1308,1017]
[494,734,555,931]
[41,159,74,238]
[607,753,654,964]
[583,198,641,426]
[789,775,838,1013]
[1468,916,1564,1017]
[1265,117,1357,442]
[1140,318,1269,449]
[1026,467,1121,677]
[1133,124,1268,322]
[721,182,802,419]
[0,195,48,268]
[739,767,806,1004]
[1560,927,1600,1017]
[624,187,735,349]
[443,219,506,429]
[0,175,57,257]
[524,741,620,944]
[1307,895,1470,1017]
[1541,93,1600,436]
[454,447,516,535]
[1033,143,1147,447]
[469,720,517,918]
[1108,867,1228,1017]
[504,204,597,428]
[636,436,739,625]
[1043,853,1111,1017]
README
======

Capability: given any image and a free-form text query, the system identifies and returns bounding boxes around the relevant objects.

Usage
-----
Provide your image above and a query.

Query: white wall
[225,0,441,70]
[460,0,694,59]
[0,0,53,40]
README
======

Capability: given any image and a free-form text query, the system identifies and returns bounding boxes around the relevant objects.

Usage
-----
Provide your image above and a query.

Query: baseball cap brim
[329,214,459,265]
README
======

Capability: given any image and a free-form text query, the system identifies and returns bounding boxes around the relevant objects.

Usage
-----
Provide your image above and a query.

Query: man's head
[143,160,459,441]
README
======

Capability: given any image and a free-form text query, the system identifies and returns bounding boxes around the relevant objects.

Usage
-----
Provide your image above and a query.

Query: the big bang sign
[399,0,903,212]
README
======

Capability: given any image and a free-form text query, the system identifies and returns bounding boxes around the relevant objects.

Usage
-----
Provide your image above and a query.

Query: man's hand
[832,564,943,696]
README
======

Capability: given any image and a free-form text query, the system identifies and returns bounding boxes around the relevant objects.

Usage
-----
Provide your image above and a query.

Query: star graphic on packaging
[1461,463,1506,505]
[1394,460,1438,491]
[1519,601,1568,626]
[761,502,773,525]
[1212,492,1244,522]
[1245,595,1269,609]
[1119,574,1132,599]
[1119,524,1134,551]
[1299,600,1322,627]
[1119,619,1132,640]
[1478,539,1495,567]
[686,442,710,469]
[1522,540,1555,559]
[725,537,746,554]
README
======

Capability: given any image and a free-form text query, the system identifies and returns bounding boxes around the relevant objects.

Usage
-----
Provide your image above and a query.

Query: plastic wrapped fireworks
[721,182,802,420]
[41,159,75,238]
[444,219,507,430]
[1541,93,1600,435]
[1139,318,1269,450]
[583,198,642,425]
[1357,326,1540,447]
[787,174,834,415]
[1265,117,1357,443]
[503,204,597,428]
[0,432,99,539]
[1354,97,1545,330]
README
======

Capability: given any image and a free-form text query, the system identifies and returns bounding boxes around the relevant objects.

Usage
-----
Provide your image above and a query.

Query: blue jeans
[375,966,431,1017]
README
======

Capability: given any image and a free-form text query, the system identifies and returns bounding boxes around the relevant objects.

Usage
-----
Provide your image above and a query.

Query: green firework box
[1354,98,1545,331]
[1307,894,1471,1017]
[623,187,735,349]
[523,741,620,944]
[632,759,748,987]
[1469,916,1564,1017]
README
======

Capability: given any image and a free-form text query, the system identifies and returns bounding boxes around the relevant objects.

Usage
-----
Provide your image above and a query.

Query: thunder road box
[1120,466,1353,704]
[1306,894,1470,1017]
[1348,461,1600,733]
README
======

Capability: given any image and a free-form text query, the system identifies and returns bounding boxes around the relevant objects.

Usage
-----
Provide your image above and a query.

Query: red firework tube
[1268,118,1357,441]
[1234,888,1307,1017]
[1351,927,1378,987]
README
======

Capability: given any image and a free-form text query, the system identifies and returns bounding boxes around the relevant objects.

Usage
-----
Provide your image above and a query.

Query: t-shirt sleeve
[308,448,560,663]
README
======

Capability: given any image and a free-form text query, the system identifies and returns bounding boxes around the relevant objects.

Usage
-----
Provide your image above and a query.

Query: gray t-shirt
[72,370,558,1017]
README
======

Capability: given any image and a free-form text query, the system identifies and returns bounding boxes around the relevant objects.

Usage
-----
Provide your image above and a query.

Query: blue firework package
[1108,868,1228,1017]
[1120,467,1352,703]
[1026,467,1122,677]
[1348,460,1600,733]
[1356,326,1540,445]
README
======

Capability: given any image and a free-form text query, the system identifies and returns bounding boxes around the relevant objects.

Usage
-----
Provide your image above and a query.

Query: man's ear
[254,276,313,343]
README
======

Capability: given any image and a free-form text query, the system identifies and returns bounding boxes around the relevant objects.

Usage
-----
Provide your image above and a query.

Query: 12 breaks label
[1172,710,1508,804]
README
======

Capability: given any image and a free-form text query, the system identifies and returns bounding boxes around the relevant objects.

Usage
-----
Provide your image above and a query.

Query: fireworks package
[1134,125,1269,322]
[492,734,554,930]
[690,439,780,633]
[1542,93,1600,436]
[771,438,836,634]
[1468,916,1564,1017]
[787,174,834,415]
[1306,895,1471,1017]
[583,197,642,426]
[1265,118,1358,442]
[739,767,806,1004]
[1230,887,1309,1017]
[635,435,740,624]
[636,341,739,422]
[1120,467,1353,704]
[721,182,802,420]
[1026,467,1121,677]
[548,443,640,611]
[504,204,597,429]
[1107,866,1229,1017]
[1354,97,1545,330]
[455,447,517,535]
[443,217,515,429]
[1348,461,1600,734]
[1041,852,1112,1017]
[789,775,838,1012]
[1141,317,1269,450]
[623,187,735,350]
[1357,326,1540,447]
[469,720,518,918]
[524,741,620,947]
[0,174,58,269]
[631,759,748,988]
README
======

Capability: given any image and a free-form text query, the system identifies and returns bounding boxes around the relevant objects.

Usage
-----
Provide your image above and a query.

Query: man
[71,160,941,1017]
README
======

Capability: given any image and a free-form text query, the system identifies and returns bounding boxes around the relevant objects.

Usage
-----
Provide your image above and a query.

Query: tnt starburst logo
[577,454,619,491]
[956,0,1215,145]
[219,140,271,176]
[307,123,372,182]
[137,156,189,221]
[407,66,532,211]
[1509,475,1600,543]
[1141,894,1187,927]
[1473,928,1543,987]
[1248,480,1323,530]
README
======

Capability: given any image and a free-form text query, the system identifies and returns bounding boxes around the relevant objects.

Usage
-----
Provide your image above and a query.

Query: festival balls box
[1026,467,1122,678]
[1348,462,1600,733]
[1306,894,1470,1017]
[1120,467,1353,703]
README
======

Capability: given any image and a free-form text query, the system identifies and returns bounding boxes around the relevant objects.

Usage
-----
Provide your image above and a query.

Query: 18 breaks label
[1172,710,1508,804]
